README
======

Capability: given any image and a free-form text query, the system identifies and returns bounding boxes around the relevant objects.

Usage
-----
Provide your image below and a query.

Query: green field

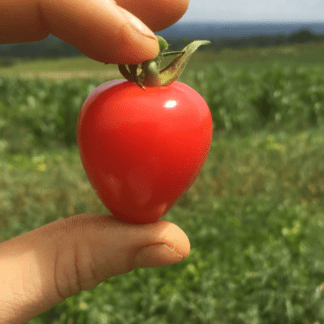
[1,40,324,77]
[1,41,324,324]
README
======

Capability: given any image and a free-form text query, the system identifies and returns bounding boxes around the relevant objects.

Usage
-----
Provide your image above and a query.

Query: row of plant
[185,63,324,133]
[2,127,324,323]
[1,62,324,152]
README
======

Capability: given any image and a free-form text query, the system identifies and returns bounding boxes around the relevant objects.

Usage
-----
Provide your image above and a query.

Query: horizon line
[177,20,324,24]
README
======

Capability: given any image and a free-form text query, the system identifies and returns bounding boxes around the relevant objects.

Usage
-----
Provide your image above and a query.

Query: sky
[181,0,324,23]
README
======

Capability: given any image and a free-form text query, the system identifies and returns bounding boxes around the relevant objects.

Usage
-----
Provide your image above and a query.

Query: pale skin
[0,0,190,322]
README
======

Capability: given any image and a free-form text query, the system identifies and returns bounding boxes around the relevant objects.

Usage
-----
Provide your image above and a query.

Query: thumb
[133,242,186,268]
[0,214,190,323]
[41,0,159,64]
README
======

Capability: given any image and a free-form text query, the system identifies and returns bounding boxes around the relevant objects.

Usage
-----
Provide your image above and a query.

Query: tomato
[77,79,212,224]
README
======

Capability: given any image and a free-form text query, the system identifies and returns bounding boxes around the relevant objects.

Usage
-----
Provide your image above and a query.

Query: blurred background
[1,0,324,65]
[1,1,324,323]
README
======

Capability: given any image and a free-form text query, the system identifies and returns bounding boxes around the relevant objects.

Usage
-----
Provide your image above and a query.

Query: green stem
[117,36,211,89]
[161,51,185,57]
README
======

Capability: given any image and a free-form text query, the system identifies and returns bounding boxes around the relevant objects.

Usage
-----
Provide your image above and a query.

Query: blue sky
[181,0,324,22]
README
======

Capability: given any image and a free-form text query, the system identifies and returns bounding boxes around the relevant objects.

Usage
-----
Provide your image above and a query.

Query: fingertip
[118,21,160,64]
[41,0,160,65]
[76,18,159,65]
[152,220,191,259]
[84,6,160,65]
[133,243,185,268]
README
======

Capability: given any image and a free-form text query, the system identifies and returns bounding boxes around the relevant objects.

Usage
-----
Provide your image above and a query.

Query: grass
[166,40,324,73]
[1,127,324,323]
[0,56,119,79]
[1,40,324,78]
[0,56,114,71]
[1,40,324,323]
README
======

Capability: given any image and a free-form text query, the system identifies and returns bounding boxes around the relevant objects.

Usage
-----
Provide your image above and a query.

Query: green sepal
[117,36,211,89]
[157,35,169,53]
[141,40,211,87]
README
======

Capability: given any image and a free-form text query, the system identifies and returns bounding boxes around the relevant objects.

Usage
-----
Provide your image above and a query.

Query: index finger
[0,0,189,64]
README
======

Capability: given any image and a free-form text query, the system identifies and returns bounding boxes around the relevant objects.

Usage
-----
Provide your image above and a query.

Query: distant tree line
[0,40,83,60]
[0,28,323,64]
[167,29,324,51]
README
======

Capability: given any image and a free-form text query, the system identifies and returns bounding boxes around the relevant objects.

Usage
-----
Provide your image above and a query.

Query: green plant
[0,58,15,68]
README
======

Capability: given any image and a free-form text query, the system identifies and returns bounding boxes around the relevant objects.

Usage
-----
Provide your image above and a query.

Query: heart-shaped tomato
[77,79,212,224]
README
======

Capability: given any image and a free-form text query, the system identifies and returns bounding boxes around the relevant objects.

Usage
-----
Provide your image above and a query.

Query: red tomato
[77,79,212,224]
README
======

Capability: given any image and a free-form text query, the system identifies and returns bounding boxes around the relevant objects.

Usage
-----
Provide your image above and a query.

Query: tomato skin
[77,79,212,224]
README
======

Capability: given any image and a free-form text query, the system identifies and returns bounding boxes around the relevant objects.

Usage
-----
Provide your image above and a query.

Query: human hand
[0,214,190,323]
[1,0,188,64]
[0,0,190,322]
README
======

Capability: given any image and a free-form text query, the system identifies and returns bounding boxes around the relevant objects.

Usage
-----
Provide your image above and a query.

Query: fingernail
[119,8,158,41]
[134,243,184,268]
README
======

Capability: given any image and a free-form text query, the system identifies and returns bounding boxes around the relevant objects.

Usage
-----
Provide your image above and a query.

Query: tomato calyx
[118,36,211,90]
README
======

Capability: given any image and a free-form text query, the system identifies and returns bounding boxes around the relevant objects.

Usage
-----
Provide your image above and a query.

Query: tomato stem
[117,36,211,89]
[161,51,185,57]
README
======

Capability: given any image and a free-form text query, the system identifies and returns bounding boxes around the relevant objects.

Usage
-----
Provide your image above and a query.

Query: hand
[0,0,190,323]
[1,0,188,64]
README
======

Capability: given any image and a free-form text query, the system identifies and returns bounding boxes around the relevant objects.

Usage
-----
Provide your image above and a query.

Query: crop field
[1,41,324,323]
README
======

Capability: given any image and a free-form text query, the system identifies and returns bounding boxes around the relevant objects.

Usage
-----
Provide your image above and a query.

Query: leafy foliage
[1,129,324,324]
[184,63,324,134]
[0,77,102,152]
[1,57,324,323]
[1,62,324,153]
[0,58,15,67]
